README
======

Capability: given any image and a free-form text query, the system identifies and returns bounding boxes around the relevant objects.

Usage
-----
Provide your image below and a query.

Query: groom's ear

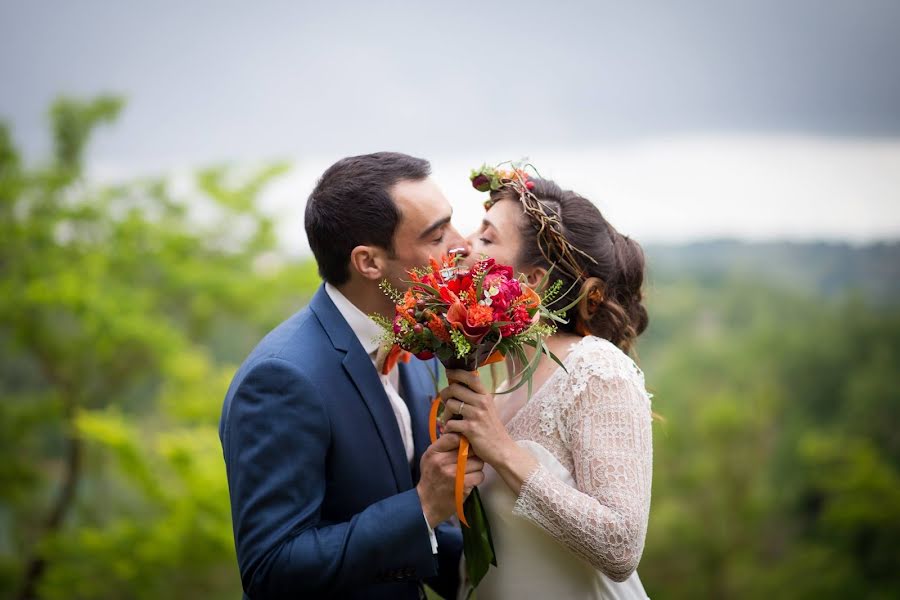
[349,245,388,281]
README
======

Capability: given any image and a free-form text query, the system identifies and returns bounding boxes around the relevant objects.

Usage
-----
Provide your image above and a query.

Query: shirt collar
[324,282,383,358]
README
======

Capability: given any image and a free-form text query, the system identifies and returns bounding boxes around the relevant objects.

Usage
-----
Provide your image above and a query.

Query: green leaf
[461,487,497,597]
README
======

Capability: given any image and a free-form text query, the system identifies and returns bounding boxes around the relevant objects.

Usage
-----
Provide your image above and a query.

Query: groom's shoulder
[242,303,328,372]
[221,302,335,415]
[220,303,331,446]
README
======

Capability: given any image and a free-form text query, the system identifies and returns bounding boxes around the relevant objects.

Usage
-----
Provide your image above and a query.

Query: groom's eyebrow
[418,215,452,240]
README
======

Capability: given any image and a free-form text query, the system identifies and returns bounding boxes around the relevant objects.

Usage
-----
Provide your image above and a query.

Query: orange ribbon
[429,396,441,444]
[429,349,505,527]
[381,344,412,375]
[455,437,470,527]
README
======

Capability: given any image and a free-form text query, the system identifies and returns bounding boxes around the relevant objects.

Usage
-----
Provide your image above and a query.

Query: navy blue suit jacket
[220,285,462,599]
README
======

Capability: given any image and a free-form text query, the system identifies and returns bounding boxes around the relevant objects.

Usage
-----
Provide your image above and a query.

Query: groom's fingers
[429,432,461,453]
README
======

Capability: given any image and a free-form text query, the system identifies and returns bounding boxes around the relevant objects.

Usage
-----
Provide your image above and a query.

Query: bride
[441,174,653,599]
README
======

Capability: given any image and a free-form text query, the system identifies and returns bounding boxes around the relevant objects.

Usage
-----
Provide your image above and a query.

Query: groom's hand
[417,433,485,528]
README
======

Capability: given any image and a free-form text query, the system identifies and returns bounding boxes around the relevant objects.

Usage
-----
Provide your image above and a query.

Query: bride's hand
[440,369,513,467]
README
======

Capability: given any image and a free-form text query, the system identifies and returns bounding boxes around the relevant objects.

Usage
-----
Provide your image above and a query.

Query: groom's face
[382,177,468,288]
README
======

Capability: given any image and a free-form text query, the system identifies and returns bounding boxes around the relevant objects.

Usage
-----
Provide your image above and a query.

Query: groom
[219,152,483,599]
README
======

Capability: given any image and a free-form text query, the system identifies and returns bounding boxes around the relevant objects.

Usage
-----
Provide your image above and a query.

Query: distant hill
[644,240,900,304]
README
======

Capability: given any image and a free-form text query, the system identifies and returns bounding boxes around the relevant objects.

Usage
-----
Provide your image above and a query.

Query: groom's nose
[446,227,471,257]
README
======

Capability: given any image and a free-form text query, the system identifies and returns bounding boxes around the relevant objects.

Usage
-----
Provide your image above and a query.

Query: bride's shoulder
[538,336,651,442]
[563,336,647,395]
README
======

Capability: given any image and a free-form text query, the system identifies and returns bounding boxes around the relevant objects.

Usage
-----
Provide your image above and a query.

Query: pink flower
[483,259,514,280]
[483,273,521,313]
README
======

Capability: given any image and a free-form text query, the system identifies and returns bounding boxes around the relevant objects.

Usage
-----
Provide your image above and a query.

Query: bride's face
[466,199,523,270]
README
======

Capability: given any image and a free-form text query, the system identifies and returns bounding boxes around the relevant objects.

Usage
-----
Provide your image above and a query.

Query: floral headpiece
[469,160,598,282]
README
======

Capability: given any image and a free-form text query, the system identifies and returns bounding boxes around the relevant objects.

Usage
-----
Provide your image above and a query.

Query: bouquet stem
[436,364,499,593]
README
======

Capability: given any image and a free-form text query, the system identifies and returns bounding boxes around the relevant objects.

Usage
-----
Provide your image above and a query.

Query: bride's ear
[524,266,547,289]
[577,276,605,324]
[349,245,387,281]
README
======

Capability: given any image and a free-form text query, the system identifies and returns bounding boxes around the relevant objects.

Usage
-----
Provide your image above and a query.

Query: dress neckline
[500,335,600,432]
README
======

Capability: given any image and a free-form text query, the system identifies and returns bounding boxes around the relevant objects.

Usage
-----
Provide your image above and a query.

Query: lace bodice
[506,336,653,582]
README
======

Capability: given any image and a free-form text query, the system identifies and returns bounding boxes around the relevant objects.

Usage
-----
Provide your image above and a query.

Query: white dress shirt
[324,283,438,553]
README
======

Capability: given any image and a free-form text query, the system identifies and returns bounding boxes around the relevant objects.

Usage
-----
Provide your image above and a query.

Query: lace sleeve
[512,343,653,582]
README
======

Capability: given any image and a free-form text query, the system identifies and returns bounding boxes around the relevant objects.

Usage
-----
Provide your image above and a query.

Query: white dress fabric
[475,336,653,600]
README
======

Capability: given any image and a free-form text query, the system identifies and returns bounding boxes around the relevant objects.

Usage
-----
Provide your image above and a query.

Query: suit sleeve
[223,357,438,598]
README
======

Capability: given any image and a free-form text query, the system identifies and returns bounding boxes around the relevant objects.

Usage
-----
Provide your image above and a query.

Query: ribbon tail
[479,350,505,367]
[456,436,470,527]
[429,396,441,444]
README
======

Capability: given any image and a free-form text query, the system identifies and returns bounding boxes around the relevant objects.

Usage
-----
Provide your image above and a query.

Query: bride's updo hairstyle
[489,179,648,354]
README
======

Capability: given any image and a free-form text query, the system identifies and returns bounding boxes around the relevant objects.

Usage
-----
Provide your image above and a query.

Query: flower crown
[469,160,597,282]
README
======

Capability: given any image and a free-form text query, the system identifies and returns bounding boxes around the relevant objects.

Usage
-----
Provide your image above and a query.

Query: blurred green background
[1,99,898,600]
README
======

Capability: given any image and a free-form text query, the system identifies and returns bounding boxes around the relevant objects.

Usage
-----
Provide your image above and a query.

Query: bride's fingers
[443,399,463,416]
[443,418,468,436]
[465,457,485,473]
[438,384,460,403]
[463,470,485,490]
[444,368,469,384]
[440,398,475,426]
[441,399,484,427]
[446,369,486,394]
[440,383,486,407]
[438,399,460,426]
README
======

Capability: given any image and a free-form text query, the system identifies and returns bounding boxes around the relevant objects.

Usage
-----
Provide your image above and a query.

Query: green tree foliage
[640,276,900,599]
[0,96,317,599]
[2,96,898,599]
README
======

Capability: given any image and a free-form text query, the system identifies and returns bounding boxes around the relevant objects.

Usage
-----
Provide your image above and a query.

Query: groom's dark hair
[305,152,431,285]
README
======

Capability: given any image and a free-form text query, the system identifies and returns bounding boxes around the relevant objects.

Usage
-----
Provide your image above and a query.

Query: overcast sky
[2,0,899,249]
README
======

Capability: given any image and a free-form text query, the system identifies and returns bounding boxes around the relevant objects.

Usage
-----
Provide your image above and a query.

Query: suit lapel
[342,349,412,491]
[398,359,437,483]
[309,285,412,492]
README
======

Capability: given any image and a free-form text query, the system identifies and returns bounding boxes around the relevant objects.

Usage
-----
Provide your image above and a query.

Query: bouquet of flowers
[375,252,569,594]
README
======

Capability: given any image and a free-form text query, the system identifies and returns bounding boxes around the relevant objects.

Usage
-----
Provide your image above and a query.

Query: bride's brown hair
[489,179,648,354]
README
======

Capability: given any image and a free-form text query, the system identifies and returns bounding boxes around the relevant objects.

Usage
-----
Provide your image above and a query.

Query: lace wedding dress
[475,336,653,599]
